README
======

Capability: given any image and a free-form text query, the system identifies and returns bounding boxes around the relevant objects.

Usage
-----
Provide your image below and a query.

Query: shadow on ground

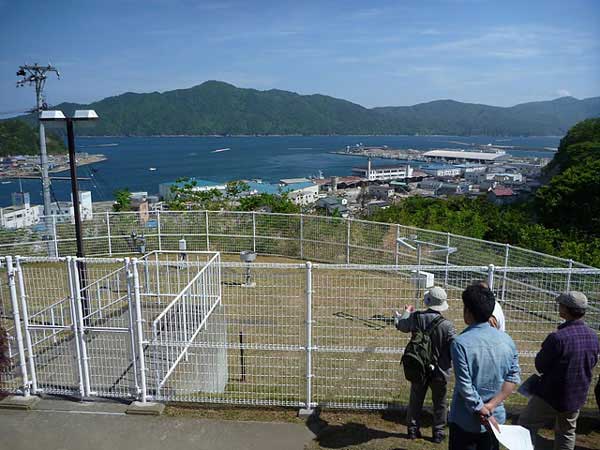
[306,408,407,449]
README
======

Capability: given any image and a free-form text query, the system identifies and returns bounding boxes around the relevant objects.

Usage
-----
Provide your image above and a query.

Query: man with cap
[395,286,456,443]
[519,291,599,450]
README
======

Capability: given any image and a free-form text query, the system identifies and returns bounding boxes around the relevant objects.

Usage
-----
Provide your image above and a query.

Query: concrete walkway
[0,399,314,450]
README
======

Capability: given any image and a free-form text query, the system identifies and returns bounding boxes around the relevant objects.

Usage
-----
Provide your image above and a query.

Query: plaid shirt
[534,319,600,412]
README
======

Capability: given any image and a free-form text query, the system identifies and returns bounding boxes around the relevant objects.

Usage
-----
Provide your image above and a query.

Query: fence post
[15,257,37,394]
[155,251,161,305]
[444,232,451,287]
[300,214,304,260]
[65,257,86,398]
[395,225,400,266]
[566,259,573,293]
[252,212,256,253]
[124,258,140,397]
[300,261,314,416]
[501,244,509,303]
[157,210,162,251]
[346,219,351,264]
[487,264,495,291]
[131,258,148,403]
[106,211,112,256]
[52,216,59,257]
[70,257,92,398]
[205,210,210,251]
[5,256,30,396]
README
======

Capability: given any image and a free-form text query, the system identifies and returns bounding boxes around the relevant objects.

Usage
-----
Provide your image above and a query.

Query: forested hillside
[0,119,65,157]
[10,81,600,136]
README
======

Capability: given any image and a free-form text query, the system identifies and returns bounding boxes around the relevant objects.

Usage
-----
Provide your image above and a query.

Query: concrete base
[125,401,165,416]
[297,407,317,419]
[0,395,40,410]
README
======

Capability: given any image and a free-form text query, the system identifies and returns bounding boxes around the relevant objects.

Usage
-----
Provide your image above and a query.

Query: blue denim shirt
[449,322,521,433]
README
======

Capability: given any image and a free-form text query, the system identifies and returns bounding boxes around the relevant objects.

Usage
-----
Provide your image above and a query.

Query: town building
[352,159,413,181]
[420,164,462,178]
[48,191,94,224]
[0,192,42,229]
[423,149,509,164]
[487,186,517,205]
[316,197,349,217]
[369,184,395,200]
[284,181,319,206]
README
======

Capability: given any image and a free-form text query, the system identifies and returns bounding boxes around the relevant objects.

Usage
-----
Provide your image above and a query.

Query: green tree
[238,193,300,213]
[113,189,132,212]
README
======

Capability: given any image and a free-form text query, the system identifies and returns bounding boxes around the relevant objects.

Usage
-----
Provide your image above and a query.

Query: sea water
[0,135,560,207]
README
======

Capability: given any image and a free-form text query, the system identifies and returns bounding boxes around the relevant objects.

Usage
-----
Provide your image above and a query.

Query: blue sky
[0,0,598,113]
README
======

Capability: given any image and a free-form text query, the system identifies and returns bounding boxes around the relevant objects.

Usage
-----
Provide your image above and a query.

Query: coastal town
[0,144,547,228]
[0,152,106,179]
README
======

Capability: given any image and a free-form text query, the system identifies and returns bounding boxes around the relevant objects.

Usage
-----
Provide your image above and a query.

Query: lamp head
[73,110,99,121]
[39,110,66,122]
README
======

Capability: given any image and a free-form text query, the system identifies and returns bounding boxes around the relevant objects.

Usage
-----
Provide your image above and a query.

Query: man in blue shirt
[449,284,521,450]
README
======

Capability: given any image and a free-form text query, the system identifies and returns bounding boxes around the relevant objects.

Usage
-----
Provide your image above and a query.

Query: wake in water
[212,148,231,153]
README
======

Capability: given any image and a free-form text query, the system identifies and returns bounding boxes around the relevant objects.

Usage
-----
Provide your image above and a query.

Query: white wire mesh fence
[0,211,592,270]
[2,252,599,412]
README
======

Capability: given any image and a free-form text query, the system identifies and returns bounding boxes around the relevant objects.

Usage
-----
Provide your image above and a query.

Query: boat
[149,167,157,171]
[211,148,231,153]
[1,181,12,184]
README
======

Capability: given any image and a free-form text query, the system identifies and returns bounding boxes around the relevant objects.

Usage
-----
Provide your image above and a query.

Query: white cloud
[556,89,572,97]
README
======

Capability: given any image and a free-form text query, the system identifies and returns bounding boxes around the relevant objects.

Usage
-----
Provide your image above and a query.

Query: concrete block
[125,401,165,416]
[0,395,40,410]
[297,407,317,418]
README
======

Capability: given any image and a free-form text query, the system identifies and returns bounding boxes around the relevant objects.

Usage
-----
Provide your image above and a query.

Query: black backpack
[401,314,445,383]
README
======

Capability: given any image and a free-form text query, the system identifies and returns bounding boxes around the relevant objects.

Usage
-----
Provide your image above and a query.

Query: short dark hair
[462,284,495,323]
[566,306,586,319]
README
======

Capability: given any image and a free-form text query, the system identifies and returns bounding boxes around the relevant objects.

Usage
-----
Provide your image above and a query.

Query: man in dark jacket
[519,291,600,450]
[395,286,456,443]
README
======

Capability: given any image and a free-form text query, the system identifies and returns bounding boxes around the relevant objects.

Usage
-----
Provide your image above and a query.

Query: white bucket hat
[424,286,448,312]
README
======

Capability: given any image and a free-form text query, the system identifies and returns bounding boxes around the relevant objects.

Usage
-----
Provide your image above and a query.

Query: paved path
[0,399,314,450]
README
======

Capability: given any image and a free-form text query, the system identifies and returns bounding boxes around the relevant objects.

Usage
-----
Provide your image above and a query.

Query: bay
[0,135,560,207]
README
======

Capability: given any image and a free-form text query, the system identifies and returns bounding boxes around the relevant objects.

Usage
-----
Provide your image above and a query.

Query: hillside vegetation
[370,118,600,267]
[0,119,66,157]
[12,81,600,136]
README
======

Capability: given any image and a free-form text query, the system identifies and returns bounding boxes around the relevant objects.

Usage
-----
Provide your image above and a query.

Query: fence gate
[76,258,141,399]
[12,256,144,399]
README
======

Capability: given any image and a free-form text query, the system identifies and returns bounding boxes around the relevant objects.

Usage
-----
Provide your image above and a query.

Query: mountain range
[13,80,600,136]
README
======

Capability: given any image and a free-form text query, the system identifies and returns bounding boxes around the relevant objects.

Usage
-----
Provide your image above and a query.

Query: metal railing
[150,253,222,395]
[0,210,592,272]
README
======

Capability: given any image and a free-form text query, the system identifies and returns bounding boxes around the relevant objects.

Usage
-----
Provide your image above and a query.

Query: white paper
[490,424,534,450]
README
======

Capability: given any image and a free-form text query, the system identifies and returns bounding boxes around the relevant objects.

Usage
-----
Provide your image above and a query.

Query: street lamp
[40,109,99,318]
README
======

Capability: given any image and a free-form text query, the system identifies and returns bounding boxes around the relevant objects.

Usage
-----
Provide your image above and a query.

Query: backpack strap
[425,315,445,335]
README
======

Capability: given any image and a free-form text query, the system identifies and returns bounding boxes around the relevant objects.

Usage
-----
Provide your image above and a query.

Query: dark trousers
[406,377,447,433]
[449,423,499,450]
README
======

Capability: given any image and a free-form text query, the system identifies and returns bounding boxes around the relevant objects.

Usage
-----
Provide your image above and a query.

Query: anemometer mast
[16,63,60,221]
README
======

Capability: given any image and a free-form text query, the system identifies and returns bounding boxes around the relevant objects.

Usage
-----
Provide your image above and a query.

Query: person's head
[555,291,587,321]
[461,284,495,325]
[424,286,448,312]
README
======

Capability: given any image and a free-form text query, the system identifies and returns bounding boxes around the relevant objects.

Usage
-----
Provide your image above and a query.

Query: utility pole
[16,64,60,256]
